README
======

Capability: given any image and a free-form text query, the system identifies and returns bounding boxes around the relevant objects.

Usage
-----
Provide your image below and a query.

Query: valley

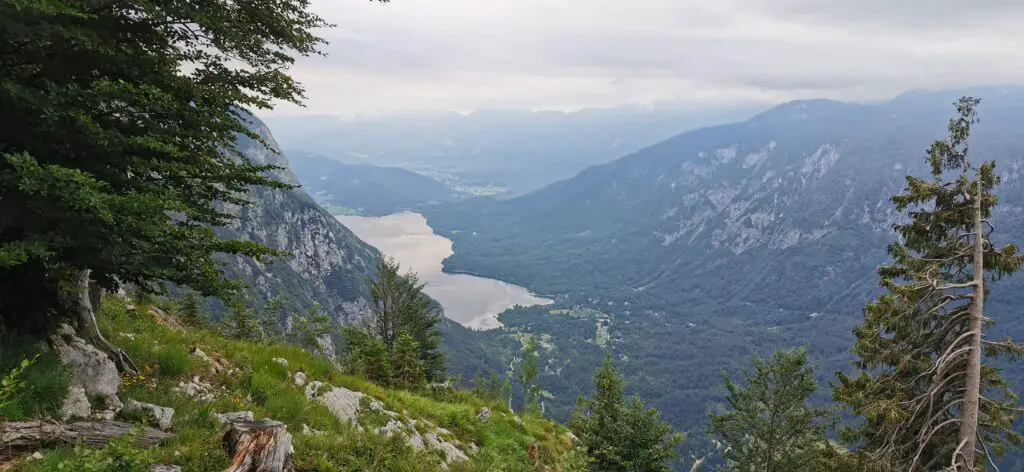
[338,212,552,330]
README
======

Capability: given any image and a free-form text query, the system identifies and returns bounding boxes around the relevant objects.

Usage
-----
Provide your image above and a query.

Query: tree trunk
[0,420,171,460]
[957,178,985,471]
[75,269,138,376]
[222,419,294,472]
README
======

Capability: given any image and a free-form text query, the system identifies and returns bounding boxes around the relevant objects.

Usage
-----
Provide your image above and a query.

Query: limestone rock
[173,377,215,402]
[190,347,210,362]
[292,371,306,387]
[476,407,490,423]
[151,465,181,472]
[50,324,122,399]
[272,358,288,368]
[124,399,175,431]
[215,411,255,425]
[317,386,363,424]
[60,386,91,420]
[304,381,326,400]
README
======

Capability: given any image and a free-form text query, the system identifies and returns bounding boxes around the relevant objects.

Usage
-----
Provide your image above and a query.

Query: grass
[9,296,573,471]
[0,333,70,421]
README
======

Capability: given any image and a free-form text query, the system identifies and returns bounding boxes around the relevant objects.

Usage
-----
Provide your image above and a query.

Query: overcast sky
[268,0,1024,116]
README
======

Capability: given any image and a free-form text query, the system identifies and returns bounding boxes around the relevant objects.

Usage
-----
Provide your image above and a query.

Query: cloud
[269,0,1024,115]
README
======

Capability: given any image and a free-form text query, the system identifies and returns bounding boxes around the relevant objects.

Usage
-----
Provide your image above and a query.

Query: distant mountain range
[264,105,762,196]
[419,87,1024,464]
[287,150,455,216]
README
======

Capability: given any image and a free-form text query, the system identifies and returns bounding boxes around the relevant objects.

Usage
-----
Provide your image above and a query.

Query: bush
[0,334,70,420]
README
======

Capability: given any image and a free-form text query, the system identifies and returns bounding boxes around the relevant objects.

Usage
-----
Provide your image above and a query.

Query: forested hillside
[288,150,455,216]
[422,88,1024,464]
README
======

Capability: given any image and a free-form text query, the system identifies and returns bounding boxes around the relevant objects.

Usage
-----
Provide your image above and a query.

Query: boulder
[292,371,306,387]
[215,411,255,425]
[124,399,175,431]
[476,407,490,423]
[60,386,91,420]
[50,324,122,400]
[317,387,363,424]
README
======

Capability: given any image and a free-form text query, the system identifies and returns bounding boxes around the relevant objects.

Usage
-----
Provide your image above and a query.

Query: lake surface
[338,212,552,330]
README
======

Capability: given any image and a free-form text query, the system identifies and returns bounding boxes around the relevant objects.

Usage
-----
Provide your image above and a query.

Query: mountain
[212,115,380,321]
[263,105,762,197]
[287,150,455,217]
[419,87,1024,463]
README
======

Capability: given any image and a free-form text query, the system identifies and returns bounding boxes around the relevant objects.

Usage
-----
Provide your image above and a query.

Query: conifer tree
[708,348,833,472]
[295,303,333,353]
[179,291,207,328]
[259,296,287,342]
[519,337,541,414]
[228,300,257,341]
[834,97,1024,471]
[366,258,445,380]
[392,333,426,390]
[569,354,683,472]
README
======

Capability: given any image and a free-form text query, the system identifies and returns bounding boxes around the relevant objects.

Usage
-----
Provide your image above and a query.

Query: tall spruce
[834,97,1024,471]
[708,348,833,472]
[568,354,683,472]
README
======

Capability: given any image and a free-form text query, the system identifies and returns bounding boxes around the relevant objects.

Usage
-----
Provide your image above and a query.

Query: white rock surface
[125,398,175,431]
[317,386,363,424]
[214,410,255,425]
[476,407,490,423]
[60,386,91,420]
[272,357,288,368]
[293,371,307,387]
[50,324,122,399]
[304,380,326,400]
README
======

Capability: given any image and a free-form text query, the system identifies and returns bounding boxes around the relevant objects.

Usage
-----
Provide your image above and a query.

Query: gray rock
[272,357,288,368]
[368,400,385,413]
[293,371,307,387]
[173,377,215,402]
[125,398,175,431]
[317,386,363,424]
[30,452,44,460]
[304,380,326,400]
[190,347,210,362]
[51,324,122,399]
[214,410,255,425]
[476,407,490,423]
[60,386,91,420]
[151,465,181,472]
[118,332,135,341]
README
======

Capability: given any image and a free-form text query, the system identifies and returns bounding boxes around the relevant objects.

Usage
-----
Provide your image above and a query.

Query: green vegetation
[708,348,833,471]
[0,337,70,421]
[834,97,1024,470]
[568,354,684,472]
[342,258,445,388]
[10,297,574,471]
[519,337,541,414]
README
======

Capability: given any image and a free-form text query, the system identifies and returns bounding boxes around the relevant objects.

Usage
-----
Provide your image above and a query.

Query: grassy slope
[10,297,571,471]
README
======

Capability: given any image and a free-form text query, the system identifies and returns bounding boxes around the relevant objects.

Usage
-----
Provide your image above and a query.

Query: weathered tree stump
[0,420,171,460]
[222,419,293,472]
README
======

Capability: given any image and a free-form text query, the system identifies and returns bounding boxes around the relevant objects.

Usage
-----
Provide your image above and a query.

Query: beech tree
[834,97,1024,471]
[0,0,388,370]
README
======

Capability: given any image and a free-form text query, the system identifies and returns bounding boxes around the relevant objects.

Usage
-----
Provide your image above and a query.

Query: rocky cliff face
[214,114,379,322]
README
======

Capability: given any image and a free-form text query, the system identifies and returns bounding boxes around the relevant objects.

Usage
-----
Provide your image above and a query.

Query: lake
[338,212,552,330]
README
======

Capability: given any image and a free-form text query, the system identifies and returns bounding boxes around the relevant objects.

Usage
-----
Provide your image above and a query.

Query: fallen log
[222,419,293,472]
[0,420,171,459]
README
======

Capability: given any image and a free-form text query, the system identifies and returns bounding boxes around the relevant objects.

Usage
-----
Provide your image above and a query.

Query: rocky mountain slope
[213,115,380,321]
[420,87,1024,464]
[288,150,455,216]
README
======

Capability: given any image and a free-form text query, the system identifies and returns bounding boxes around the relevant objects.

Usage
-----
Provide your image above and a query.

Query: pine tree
[519,336,541,414]
[295,303,333,354]
[392,333,426,390]
[568,354,683,472]
[259,296,287,342]
[708,348,833,472]
[834,97,1024,471]
[179,291,207,328]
